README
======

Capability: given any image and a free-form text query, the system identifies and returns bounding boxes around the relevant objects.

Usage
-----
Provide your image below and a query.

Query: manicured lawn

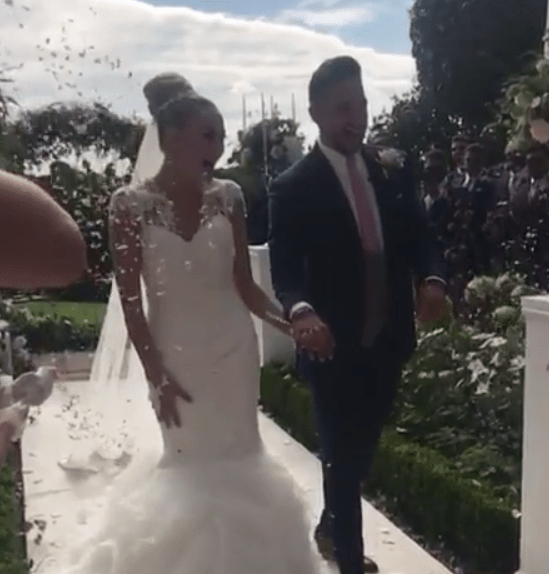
[14,301,107,328]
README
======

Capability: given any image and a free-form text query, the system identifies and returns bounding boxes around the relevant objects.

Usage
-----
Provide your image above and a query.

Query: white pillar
[249,244,295,367]
[517,296,549,574]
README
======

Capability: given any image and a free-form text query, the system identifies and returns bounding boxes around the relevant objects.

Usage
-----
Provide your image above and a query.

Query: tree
[0,70,17,170]
[6,102,145,172]
[40,159,129,302]
[0,100,144,300]
[369,85,461,165]
[217,114,304,244]
[227,115,304,181]
[410,0,547,127]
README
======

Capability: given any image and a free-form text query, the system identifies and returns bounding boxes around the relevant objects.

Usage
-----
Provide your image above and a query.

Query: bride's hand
[157,370,193,429]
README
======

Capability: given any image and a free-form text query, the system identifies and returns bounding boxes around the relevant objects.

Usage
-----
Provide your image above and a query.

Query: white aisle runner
[21,382,451,574]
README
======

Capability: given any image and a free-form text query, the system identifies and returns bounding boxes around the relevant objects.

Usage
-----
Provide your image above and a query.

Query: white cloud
[279,4,376,28]
[0,0,415,165]
[230,80,258,95]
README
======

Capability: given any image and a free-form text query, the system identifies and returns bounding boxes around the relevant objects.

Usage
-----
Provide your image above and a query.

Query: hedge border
[260,363,520,573]
[0,446,28,574]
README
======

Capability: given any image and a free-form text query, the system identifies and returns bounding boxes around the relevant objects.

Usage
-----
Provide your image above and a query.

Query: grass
[14,301,107,328]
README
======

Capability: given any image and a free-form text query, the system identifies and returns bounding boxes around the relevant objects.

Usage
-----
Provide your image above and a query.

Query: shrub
[0,454,28,574]
[0,300,99,354]
[395,273,532,504]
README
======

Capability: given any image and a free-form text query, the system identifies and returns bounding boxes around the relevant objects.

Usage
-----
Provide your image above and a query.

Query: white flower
[480,336,507,349]
[476,381,490,395]
[378,148,406,172]
[468,359,489,383]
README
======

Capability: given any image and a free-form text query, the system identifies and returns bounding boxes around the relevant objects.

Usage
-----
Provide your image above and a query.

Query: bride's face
[165,109,225,182]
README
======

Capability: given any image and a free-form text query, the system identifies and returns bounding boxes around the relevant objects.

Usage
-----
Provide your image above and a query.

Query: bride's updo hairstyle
[143,72,221,149]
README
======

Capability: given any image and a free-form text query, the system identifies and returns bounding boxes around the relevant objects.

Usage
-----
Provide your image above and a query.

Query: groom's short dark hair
[309,56,362,103]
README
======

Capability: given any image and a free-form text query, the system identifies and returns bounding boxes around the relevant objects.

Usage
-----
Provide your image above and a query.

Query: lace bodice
[109,177,246,238]
[109,177,260,462]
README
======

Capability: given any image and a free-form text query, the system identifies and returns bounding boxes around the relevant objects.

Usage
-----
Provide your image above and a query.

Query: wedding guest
[439,143,495,311]
[0,169,87,289]
[509,143,549,227]
[462,143,496,273]
[442,133,472,190]
[421,149,448,218]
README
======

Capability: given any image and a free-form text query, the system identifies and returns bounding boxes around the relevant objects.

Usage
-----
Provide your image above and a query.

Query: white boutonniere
[377,147,406,179]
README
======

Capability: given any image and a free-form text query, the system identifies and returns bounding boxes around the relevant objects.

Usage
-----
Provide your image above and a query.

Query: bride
[55,73,321,574]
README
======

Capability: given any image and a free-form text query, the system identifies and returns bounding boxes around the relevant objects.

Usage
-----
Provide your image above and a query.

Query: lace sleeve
[108,187,146,255]
[221,179,247,218]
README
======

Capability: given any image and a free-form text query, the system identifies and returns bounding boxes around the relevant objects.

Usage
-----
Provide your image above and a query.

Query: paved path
[21,381,452,574]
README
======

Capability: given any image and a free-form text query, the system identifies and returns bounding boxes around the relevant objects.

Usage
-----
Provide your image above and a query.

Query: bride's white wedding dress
[56,179,319,574]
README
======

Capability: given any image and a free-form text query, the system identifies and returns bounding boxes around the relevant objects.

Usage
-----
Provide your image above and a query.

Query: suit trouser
[299,335,402,574]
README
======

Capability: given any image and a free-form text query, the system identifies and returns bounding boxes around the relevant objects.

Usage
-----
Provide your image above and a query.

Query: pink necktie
[346,155,381,252]
[346,154,386,347]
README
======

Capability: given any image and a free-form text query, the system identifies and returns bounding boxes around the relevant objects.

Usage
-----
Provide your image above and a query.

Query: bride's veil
[64,123,164,469]
[89,122,163,384]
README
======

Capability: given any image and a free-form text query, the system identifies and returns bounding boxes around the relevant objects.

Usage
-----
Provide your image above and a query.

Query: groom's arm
[268,178,311,318]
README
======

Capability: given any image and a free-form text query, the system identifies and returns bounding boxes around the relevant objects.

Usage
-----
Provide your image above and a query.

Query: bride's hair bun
[143,73,197,119]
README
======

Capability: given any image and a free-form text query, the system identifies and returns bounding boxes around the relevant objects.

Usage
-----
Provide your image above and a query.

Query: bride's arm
[228,188,293,338]
[109,193,165,387]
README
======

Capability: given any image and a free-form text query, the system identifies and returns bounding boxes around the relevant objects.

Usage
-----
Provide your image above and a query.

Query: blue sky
[144,0,413,54]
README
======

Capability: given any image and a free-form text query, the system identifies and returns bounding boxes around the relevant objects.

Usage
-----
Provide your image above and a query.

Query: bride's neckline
[142,178,222,244]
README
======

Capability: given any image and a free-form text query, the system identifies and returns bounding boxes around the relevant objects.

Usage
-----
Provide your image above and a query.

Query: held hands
[146,358,193,428]
[291,310,335,362]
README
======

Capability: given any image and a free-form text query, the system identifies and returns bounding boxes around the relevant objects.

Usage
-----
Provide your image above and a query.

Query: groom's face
[310,76,367,156]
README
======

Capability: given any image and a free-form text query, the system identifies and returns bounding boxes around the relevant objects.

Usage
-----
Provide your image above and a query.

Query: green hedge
[260,363,520,573]
[0,451,28,574]
[0,301,100,354]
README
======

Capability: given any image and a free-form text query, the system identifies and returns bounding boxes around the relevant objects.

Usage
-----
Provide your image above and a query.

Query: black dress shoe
[314,523,336,562]
[314,524,380,573]
[362,555,380,573]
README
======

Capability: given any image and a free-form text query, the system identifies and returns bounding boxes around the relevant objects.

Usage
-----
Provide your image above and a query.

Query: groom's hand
[415,280,448,323]
[292,310,335,362]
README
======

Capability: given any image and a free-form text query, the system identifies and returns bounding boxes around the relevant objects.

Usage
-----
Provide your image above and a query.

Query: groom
[268,56,447,574]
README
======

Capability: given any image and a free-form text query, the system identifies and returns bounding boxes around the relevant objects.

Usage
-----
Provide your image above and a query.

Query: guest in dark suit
[421,148,450,229]
[268,56,447,574]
